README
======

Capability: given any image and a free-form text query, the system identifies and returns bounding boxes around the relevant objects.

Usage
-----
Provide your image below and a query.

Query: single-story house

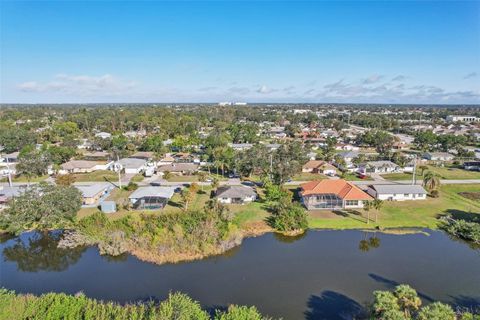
[229,143,253,151]
[75,183,113,206]
[423,152,455,162]
[1,152,19,164]
[128,186,175,210]
[59,160,114,174]
[358,161,400,175]
[157,163,199,175]
[464,161,480,171]
[130,151,154,161]
[95,132,112,139]
[216,185,257,204]
[82,151,110,160]
[337,151,359,164]
[300,179,372,210]
[158,154,175,166]
[302,160,337,176]
[367,184,427,201]
[115,158,147,174]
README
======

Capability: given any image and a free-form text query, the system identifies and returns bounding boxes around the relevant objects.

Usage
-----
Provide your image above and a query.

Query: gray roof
[157,163,199,172]
[339,151,359,158]
[76,183,111,198]
[129,186,175,200]
[216,185,256,199]
[370,184,427,195]
[118,158,147,169]
[365,161,398,168]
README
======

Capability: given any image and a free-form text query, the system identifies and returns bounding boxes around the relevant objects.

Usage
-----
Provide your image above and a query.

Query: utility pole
[270,154,273,181]
[412,154,417,185]
[114,149,122,189]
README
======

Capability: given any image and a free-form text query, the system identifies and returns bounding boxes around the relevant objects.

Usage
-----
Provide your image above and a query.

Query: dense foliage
[440,216,480,245]
[0,183,82,235]
[0,289,270,320]
[61,205,242,263]
[372,285,475,320]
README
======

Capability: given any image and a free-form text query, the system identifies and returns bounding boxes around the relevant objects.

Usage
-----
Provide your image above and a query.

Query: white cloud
[17,74,136,96]
[361,74,384,84]
[257,85,275,94]
[391,75,407,82]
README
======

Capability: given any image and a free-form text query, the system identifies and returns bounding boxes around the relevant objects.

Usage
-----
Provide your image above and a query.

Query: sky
[1,1,479,104]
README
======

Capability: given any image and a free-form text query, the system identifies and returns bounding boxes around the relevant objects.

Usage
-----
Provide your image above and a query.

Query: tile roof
[301,179,372,200]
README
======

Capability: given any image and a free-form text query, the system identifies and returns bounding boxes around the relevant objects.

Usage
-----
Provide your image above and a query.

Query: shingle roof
[118,158,147,169]
[129,186,175,199]
[76,183,111,198]
[61,160,107,170]
[369,184,427,195]
[216,185,256,198]
[301,179,372,200]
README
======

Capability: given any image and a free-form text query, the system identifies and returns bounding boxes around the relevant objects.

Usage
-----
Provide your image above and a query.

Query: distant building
[358,161,401,175]
[464,161,480,171]
[75,183,112,206]
[446,115,479,123]
[59,160,114,174]
[302,160,337,176]
[422,152,454,162]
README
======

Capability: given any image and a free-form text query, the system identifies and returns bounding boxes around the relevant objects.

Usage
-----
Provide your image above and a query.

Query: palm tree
[372,199,384,224]
[419,165,428,177]
[363,200,372,224]
[197,171,207,192]
[423,170,440,192]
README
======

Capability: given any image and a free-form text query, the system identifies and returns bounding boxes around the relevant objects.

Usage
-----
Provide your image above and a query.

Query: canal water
[1,229,479,319]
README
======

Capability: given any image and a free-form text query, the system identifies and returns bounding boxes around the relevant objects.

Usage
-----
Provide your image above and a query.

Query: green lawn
[72,170,119,182]
[292,172,328,181]
[0,175,48,183]
[343,172,373,181]
[308,184,480,230]
[382,165,480,181]
[130,174,145,183]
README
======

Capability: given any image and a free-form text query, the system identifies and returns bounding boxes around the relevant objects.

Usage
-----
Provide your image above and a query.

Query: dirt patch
[309,210,344,219]
[459,192,480,202]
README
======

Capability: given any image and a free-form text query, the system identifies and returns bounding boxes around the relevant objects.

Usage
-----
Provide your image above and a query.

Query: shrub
[430,190,440,198]
[269,202,308,232]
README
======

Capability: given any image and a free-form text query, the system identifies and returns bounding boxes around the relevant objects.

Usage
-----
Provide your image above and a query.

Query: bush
[269,202,308,233]
[122,182,138,191]
[0,289,273,320]
[430,190,440,198]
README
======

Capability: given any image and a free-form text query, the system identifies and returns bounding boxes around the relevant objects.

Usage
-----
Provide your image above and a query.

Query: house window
[404,193,409,197]
[345,200,358,206]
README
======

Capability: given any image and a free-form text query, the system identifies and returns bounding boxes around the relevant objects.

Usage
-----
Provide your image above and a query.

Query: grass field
[382,165,480,181]
[72,170,119,182]
[0,175,48,183]
[292,172,328,181]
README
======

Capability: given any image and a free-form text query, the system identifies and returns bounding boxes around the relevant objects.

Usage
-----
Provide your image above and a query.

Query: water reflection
[2,231,86,272]
[358,232,381,252]
[273,230,308,243]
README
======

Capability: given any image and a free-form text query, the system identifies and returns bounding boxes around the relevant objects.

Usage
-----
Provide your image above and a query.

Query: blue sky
[1,1,479,104]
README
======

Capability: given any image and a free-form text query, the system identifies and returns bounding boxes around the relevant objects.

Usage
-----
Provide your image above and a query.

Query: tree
[423,170,440,192]
[419,165,428,177]
[46,145,77,165]
[0,183,82,235]
[163,170,172,180]
[372,290,403,320]
[16,146,51,183]
[55,174,76,186]
[417,302,456,320]
[394,284,422,318]
[180,186,196,211]
[269,202,308,233]
[372,199,384,224]
[414,130,438,151]
[197,171,208,191]
[211,177,220,190]
[363,200,372,224]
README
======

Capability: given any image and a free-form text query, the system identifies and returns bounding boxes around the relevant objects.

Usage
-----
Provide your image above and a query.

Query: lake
[1,229,479,319]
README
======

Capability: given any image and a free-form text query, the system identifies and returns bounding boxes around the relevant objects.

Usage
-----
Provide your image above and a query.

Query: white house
[59,160,114,174]
[367,184,427,201]
[115,158,147,174]
[358,161,400,174]
[216,185,257,204]
[95,132,112,139]
[423,152,454,162]
[128,186,175,210]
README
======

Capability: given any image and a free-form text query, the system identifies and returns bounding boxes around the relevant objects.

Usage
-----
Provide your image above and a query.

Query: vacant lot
[382,165,480,181]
